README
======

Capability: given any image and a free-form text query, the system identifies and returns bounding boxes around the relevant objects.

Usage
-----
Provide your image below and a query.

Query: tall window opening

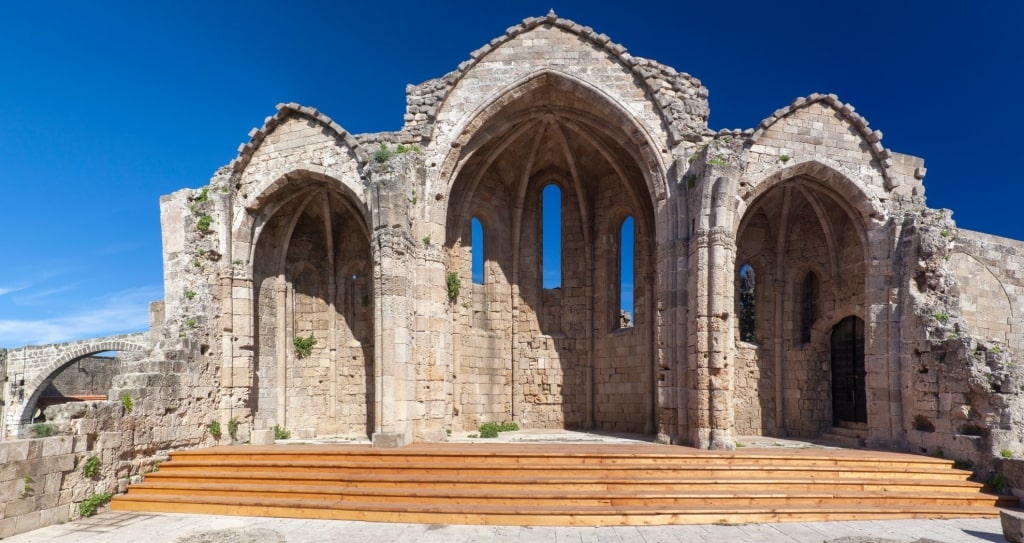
[800,271,818,343]
[471,217,484,285]
[542,184,562,289]
[618,216,634,328]
[738,264,756,343]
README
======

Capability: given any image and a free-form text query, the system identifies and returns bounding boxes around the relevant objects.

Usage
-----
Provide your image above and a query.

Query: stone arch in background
[250,176,373,439]
[443,70,661,434]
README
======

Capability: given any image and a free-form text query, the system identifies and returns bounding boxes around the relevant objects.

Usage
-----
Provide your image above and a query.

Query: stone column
[275,279,287,428]
[369,156,417,448]
[689,170,738,451]
[688,228,712,448]
[707,226,736,450]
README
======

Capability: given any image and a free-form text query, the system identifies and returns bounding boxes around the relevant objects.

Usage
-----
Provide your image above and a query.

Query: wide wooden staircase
[111,443,1014,526]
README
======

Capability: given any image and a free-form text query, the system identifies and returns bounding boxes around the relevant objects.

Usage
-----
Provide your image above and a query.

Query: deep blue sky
[1,1,1021,347]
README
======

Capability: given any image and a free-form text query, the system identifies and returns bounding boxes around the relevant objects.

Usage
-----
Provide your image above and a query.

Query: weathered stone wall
[10,22,1024,543]
[952,229,1024,352]
[42,355,119,399]
[0,424,155,539]
[899,211,1024,470]
[2,333,150,439]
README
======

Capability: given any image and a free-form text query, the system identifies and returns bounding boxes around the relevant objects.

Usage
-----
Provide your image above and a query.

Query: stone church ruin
[2,11,1024,533]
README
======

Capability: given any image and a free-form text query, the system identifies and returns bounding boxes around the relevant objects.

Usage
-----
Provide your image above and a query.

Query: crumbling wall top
[402,11,710,146]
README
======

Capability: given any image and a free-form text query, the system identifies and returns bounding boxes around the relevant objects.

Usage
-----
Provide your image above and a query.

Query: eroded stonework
[2,12,1024,536]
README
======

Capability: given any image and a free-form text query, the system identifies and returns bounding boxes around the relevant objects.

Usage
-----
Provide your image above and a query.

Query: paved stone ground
[0,513,1007,543]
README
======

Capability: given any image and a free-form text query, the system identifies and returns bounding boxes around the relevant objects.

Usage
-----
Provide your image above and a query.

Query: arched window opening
[800,271,818,343]
[542,184,562,289]
[618,216,634,328]
[471,217,484,285]
[738,264,756,343]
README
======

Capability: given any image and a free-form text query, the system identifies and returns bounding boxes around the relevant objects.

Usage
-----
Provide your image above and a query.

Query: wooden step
[112,443,1009,526]
[138,470,989,493]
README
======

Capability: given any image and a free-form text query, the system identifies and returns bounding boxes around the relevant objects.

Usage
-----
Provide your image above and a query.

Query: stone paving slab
[0,512,1007,543]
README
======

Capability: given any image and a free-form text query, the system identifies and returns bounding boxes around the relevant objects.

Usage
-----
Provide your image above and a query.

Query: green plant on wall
[82,456,101,478]
[227,418,239,440]
[373,143,393,163]
[78,492,113,517]
[120,393,133,414]
[446,271,461,301]
[294,334,317,358]
[30,423,58,438]
[197,214,212,232]
[273,425,291,440]
[208,421,222,439]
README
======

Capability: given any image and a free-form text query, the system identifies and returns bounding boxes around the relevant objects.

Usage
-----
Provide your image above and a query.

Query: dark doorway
[830,316,866,425]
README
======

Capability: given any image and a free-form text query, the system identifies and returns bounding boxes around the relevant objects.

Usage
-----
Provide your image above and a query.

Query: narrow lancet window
[738,264,756,343]
[542,184,562,289]
[619,216,634,328]
[471,217,484,285]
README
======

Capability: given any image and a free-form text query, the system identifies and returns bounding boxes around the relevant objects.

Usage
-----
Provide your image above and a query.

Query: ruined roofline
[403,10,711,145]
[749,93,896,189]
[228,102,367,175]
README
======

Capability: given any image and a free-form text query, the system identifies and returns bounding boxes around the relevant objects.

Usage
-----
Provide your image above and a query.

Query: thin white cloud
[0,286,161,348]
[11,284,77,306]
[0,286,26,296]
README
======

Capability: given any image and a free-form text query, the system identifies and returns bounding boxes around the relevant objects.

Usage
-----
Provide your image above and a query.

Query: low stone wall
[0,434,119,538]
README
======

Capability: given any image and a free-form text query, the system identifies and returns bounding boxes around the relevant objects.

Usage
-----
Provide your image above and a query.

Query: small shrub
[194,187,209,204]
[197,215,212,232]
[208,421,222,439]
[120,393,134,414]
[478,422,500,438]
[293,334,317,358]
[953,459,973,470]
[30,423,58,438]
[78,492,113,518]
[184,289,196,300]
[778,154,791,163]
[373,143,393,163]
[227,418,239,440]
[446,272,461,301]
[1001,449,1013,458]
[497,421,519,432]
[82,456,101,478]
[987,473,1010,494]
[422,236,431,246]
[735,441,747,448]
[273,425,291,440]
[186,318,197,328]
[934,312,949,324]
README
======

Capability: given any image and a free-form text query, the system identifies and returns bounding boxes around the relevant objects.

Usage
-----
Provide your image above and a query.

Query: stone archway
[444,73,661,434]
[251,181,373,439]
[14,334,149,433]
[734,176,868,438]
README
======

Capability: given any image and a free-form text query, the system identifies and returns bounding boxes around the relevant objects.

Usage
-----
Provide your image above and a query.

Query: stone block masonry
[4,10,1024,536]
